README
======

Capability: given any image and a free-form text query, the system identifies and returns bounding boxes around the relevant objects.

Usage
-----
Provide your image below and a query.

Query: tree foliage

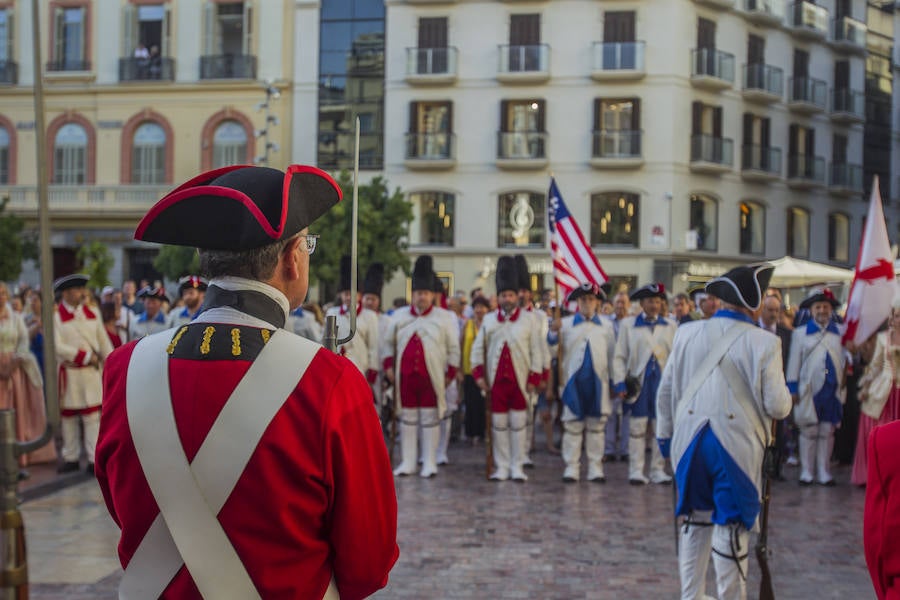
[0,196,32,283]
[153,245,200,281]
[310,172,413,301]
[76,240,114,290]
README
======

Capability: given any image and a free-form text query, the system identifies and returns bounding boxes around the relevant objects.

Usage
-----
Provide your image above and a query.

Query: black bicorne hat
[137,286,168,302]
[799,287,840,310]
[496,256,518,294]
[411,256,435,292]
[53,274,89,293]
[178,275,208,295]
[363,263,385,297]
[630,283,667,302]
[134,164,341,250]
[567,282,607,304]
[706,263,774,311]
[514,255,531,291]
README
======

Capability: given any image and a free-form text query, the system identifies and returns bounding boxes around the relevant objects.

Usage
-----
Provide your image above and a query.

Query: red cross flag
[843,177,898,346]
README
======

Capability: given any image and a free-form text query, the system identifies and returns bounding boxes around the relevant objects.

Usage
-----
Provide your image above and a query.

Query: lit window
[689,194,718,251]
[590,192,639,247]
[412,192,454,246]
[739,201,765,255]
[498,192,545,247]
[54,123,88,184]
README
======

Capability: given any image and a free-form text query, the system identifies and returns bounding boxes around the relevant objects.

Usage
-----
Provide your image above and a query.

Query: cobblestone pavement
[23,440,872,599]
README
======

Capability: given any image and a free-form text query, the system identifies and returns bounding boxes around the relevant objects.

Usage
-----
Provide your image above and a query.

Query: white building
[377,0,900,300]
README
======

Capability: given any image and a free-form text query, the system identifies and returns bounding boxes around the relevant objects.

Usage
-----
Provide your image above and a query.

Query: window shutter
[712,106,722,138]
[788,124,798,156]
[409,102,418,133]
[500,100,510,132]
[833,134,847,162]
[6,10,13,62]
[54,7,65,62]
[806,128,815,156]
[604,12,635,43]
[243,1,254,56]
[742,113,753,146]
[510,14,540,45]
[748,35,764,64]
[697,18,715,49]
[761,118,770,149]
[446,102,453,133]
[162,4,172,57]
[793,49,808,77]
[536,100,546,132]
[834,60,849,88]
[631,98,640,131]
[418,18,447,48]
[691,102,702,136]
[203,1,215,55]
[593,99,602,130]
[122,4,135,56]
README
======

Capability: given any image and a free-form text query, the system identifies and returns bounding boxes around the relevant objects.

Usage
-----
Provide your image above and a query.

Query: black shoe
[820,479,836,487]
[799,479,813,487]
[57,461,80,474]
[523,462,535,470]
[17,469,29,482]
[629,478,646,486]
[562,476,578,484]
[602,454,616,464]
[589,476,607,484]
[85,463,95,476]
[619,454,629,462]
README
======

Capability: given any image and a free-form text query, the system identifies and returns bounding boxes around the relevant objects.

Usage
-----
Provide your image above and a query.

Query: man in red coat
[96,165,398,600]
[865,419,900,599]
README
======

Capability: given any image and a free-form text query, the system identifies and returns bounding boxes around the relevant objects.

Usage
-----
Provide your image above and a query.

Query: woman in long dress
[0,283,56,470]
[852,305,900,486]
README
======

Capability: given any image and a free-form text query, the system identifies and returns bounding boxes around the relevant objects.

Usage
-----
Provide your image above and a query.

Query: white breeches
[61,412,100,463]
[679,511,749,600]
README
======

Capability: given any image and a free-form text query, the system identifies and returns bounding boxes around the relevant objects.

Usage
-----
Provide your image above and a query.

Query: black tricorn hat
[706,263,774,311]
[567,282,607,304]
[496,256,518,294]
[53,274,89,293]
[630,283,667,302]
[363,263,385,297]
[514,254,531,291]
[600,282,612,297]
[799,287,840,310]
[178,275,208,295]
[137,286,168,302]
[411,256,435,292]
[134,164,341,250]
[338,255,357,293]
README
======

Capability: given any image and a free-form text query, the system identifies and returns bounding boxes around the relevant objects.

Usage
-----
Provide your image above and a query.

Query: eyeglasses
[304,234,320,255]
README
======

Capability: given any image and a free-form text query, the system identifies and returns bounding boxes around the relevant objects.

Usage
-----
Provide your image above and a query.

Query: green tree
[0,196,34,282]
[153,245,200,281]
[310,172,413,301]
[76,240,114,290]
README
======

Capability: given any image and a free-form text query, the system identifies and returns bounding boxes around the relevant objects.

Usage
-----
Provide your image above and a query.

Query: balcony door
[204,1,253,57]
[833,133,847,164]
[742,113,771,170]
[603,11,636,69]
[692,101,723,161]
[696,18,716,75]
[509,14,540,71]
[789,124,815,176]
[123,4,170,57]
[409,101,452,159]
[500,99,544,158]
[417,17,447,74]
[593,98,639,157]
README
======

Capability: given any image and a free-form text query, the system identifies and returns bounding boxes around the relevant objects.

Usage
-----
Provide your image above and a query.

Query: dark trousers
[463,374,485,438]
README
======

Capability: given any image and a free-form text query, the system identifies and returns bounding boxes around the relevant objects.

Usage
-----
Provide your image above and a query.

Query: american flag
[548,178,608,302]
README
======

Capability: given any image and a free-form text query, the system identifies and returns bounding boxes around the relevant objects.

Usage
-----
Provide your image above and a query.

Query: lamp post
[254,80,281,166]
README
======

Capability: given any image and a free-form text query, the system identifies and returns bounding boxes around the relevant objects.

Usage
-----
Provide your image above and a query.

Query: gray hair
[199,236,295,281]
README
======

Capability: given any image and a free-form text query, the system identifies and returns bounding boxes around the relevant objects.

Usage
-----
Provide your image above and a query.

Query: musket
[387,322,399,465]
[755,418,779,600]
[323,117,361,353]
[483,325,493,480]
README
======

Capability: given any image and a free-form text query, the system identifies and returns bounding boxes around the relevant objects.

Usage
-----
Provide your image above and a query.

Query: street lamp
[254,80,281,165]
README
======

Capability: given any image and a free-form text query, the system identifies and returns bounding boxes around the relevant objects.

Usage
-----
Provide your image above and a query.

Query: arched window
[786,207,810,258]
[54,123,88,184]
[828,212,850,263]
[590,192,639,247]
[689,193,718,251]
[739,201,765,255]
[132,122,166,184]
[498,191,545,247]
[0,125,9,184]
[412,192,455,246]
[212,120,248,168]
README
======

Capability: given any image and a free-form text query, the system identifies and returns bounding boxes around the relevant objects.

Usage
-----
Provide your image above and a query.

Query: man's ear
[280,236,303,280]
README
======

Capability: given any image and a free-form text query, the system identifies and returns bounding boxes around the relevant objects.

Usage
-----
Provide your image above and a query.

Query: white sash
[121,328,337,599]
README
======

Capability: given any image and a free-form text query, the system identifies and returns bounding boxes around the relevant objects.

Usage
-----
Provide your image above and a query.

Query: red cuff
[472,365,485,381]
[383,357,394,372]
[527,372,542,387]
[74,349,87,366]
[542,368,550,383]
[446,366,458,381]
[366,369,378,384]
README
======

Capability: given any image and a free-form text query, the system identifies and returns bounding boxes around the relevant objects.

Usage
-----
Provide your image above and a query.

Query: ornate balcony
[742,63,783,103]
[690,134,734,174]
[743,0,783,27]
[589,130,643,169]
[829,163,864,196]
[741,145,782,182]
[790,1,828,41]
[690,48,734,91]
[2,185,171,218]
[787,154,826,189]
[496,131,548,170]
[199,54,257,80]
[405,47,458,85]
[118,57,175,82]
[497,44,550,83]
[404,133,456,170]
[591,42,645,81]
[831,16,867,55]
[788,77,827,114]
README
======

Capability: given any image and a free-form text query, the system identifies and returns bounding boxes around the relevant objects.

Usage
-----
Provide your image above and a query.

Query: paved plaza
[22,440,872,599]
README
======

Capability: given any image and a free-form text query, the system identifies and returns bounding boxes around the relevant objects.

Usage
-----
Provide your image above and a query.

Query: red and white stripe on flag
[548,178,607,303]
[843,177,898,346]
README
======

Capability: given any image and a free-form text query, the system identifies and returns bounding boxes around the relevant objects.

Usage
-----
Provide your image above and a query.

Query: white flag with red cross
[843,177,898,346]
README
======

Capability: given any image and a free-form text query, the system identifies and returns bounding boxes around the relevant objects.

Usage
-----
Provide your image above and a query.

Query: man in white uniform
[54,274,114,473]
[383,256,460,477]
[548,283,615,482]
[657,263,792,600]
[325,255,380,388]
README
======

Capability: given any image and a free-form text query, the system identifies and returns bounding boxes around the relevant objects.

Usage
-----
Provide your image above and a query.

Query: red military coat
[865,420,900,600]
[96,322,399,600]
